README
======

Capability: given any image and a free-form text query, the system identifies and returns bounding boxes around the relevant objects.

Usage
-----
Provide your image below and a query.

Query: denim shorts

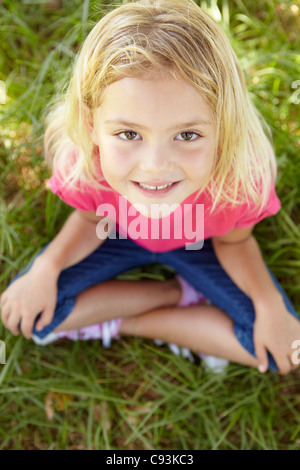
[10,236,299,371]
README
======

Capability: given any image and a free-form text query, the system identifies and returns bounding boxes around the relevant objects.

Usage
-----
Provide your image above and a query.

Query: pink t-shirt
[48,161,281,253]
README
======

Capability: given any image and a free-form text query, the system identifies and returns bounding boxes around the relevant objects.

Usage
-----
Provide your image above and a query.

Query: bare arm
[211,228,296,374]
[211,228,282,306]
[33,209,111,275]
[0,209,112,338]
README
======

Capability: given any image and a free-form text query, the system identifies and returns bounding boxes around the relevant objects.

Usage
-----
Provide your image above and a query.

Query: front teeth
[138,182,173,191]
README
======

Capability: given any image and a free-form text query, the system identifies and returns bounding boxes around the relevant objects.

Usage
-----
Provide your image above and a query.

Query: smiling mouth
[133,181,180,190]
[138,182,174,190]
[131,180,181,196]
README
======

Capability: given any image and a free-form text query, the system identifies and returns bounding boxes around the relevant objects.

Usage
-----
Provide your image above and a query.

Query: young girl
[1,0,300,375]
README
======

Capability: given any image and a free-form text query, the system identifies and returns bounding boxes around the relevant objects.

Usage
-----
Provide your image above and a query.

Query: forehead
[96,75,214,126]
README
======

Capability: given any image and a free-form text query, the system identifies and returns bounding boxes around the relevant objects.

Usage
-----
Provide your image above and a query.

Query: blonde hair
[45,0,277,213]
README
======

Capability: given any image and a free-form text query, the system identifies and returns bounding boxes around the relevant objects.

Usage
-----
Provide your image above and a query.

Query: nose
[138,144,175,174]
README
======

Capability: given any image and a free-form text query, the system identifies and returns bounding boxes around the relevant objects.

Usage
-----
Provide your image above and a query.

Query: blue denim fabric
[10,236,299,371]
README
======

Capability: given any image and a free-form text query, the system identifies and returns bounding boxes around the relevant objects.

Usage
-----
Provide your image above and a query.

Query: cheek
[100,142,134,178]
[184,145,214,175]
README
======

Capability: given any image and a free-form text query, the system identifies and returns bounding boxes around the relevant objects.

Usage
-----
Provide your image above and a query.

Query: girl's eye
[116,131,202,141]
[118,131,140,141]
[176,132,201,141]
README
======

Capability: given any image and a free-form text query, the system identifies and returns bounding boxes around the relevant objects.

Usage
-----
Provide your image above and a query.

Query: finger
[0,292,8,307]
[35,307,54,332]
[271,346,292,375]
[288,353,299,372]
[6,305,21,336]
[277,356,291,376]
[0,302,10,326]
[20,313,36,340]
[0,295,9,320]
[255,343,269,374]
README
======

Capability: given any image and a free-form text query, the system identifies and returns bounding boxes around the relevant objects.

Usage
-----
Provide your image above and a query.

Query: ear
[83,104,99,145]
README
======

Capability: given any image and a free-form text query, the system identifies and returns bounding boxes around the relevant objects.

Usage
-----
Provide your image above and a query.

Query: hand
[0,258,59,339]
[253,295,300,375]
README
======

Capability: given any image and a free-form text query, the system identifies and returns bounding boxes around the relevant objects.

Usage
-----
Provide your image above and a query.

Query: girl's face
[91,74,216,217]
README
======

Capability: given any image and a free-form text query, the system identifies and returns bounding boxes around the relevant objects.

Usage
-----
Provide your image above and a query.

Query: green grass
[1,0,300,450]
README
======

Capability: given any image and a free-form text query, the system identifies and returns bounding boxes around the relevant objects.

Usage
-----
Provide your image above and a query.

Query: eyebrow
[104,118,213,132]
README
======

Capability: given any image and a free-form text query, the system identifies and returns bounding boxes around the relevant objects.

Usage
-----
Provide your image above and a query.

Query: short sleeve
[234,182,281,229]
[48,172,99,212]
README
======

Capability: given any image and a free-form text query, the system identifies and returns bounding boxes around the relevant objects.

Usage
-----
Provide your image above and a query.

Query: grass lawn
[0,0,300,450]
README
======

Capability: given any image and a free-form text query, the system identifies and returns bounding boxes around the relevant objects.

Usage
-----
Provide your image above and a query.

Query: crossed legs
[54,278,258,369]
